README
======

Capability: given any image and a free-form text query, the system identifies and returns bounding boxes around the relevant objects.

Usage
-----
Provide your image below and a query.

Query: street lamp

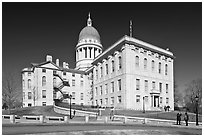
[195,95,199,126]
[143,97,145,113]
[69,94,72,119]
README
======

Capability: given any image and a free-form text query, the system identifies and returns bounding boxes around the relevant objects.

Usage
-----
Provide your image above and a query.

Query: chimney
[46,55,52,62]
[66,63,69,69]
[56,59,59,66]
[63,62,66,68]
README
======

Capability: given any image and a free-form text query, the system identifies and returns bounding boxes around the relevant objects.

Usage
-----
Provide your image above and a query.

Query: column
[87,47,90,58]
[76,50,78,61]
[94,48,96,58]
[82,48,85,59]
[91,47,94,59]
[79,48,82,60]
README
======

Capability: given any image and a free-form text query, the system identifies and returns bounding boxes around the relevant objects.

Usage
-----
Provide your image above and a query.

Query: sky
[2,2,202,92]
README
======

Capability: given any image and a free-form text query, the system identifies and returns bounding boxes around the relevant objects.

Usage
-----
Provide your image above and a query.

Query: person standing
[177,112,182,125]
[184,112,189,126]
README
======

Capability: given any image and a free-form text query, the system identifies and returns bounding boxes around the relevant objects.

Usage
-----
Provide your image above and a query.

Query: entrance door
[154,96,159,107]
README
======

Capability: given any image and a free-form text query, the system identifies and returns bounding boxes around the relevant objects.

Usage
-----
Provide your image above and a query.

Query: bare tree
[32,86,39,106]
[184,78,202,113]
[2,72,22,113]
[174,82,183,107]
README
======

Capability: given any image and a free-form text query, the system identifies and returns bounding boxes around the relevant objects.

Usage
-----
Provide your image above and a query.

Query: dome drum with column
[76,13,103,71]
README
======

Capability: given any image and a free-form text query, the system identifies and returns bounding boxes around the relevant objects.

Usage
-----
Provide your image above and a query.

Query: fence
[2,114,202,126]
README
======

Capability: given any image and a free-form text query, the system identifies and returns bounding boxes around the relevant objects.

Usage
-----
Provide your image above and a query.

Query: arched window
[135,56,139,67]
[159,62,162,74]
[151,60,155,71]
[165,64,168,75]
[53,78,56,86]
[22,80,25,89]
[118,56,122,69]
[144,58,147,69]
[42,76,46,86]
[112,60,115,72]
[28,79,31,89]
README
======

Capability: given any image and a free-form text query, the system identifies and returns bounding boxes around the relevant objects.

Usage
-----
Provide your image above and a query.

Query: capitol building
[22,14,174,111]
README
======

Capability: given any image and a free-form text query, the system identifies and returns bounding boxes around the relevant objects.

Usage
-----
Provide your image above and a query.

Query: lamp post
[69,94,72,119]
[143,97,145,113]
[195,95,199,126]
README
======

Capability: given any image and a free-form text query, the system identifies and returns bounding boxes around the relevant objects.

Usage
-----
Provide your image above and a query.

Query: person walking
[184,112,189,126]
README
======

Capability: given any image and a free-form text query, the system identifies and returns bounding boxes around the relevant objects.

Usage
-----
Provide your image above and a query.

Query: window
[145,80,148,92]
[166,84,169,93]
[136,79,140,90]
[95,87,98,96]
[118,96,122,103]
[136,95,140,102]
[118,79,121,91]
[100,99,102,106]
[112,60,114,72]
[53,92,57,99]
[96,69,98,79]
[72,79,75,86]
[81,74,83,78]
[144,58,147,69]
[28,79,31,89]
[53,78,57,86]
[165,64,168,75]
[152,60,155,71]
[22,80,25,89]
[95,100,98,106]
[118,56,122,69]
[23,92,25,99]
[42,69,46,73]
[80,80,83,87]
[80,93,83,100]
[72,92,75,99]
[159,83,162,93]
[42,102,46,106]
[101,66,103,77]
[63,71,66,75]
[100,85,102,95]
[105,84,108,94]
[152,81,156,90]
[106,64,108,75]
[136,56,139,67]
[160,97,162,104]
[105,98,108,105]
[159,62,161,74]
[72,73,75,77]
[28,92,32,99]
[42,90,46,98]
[166,98,169,104]
[111,97,114,105]
[111,82,114,93]
[28,103,32,107]
[28,72,31,76]
[42,76,46,87]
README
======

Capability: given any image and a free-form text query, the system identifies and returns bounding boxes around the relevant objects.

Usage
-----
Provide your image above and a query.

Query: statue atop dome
[87,12,92,26]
